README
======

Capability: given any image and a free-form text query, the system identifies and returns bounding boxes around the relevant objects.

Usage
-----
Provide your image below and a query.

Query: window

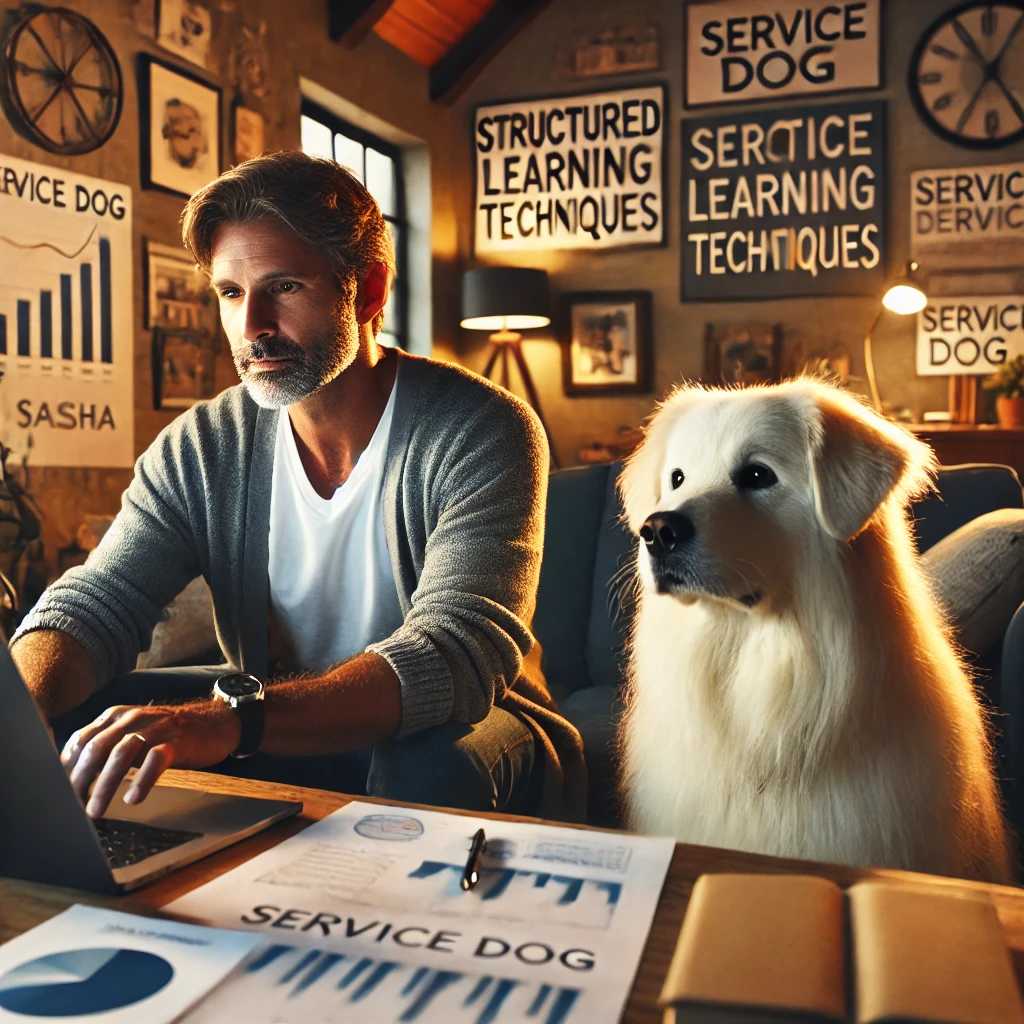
[300,100,407,350]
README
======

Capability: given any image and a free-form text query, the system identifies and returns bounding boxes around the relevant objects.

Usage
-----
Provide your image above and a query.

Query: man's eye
[276,282,297,293]
[670,468,684,490]
[736,464,778,490]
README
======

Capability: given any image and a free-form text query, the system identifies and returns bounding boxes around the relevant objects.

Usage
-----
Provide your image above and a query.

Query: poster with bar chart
[0,154,133,467]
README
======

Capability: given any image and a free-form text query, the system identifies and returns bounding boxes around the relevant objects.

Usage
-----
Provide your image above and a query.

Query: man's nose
[639,512,695,556]
[240,294,276,344]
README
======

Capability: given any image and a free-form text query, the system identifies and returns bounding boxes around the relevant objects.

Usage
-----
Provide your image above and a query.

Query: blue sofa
[534,462,1024,832]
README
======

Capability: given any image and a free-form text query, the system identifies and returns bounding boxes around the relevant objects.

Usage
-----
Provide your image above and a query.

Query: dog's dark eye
[736,463,778,491]
[670,468,684,490]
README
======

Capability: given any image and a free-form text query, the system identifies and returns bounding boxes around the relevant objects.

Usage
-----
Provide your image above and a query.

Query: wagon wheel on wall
[2,7,123,155]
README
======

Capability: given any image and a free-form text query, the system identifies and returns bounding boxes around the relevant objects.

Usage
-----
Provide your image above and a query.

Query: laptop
[0,644,302,894]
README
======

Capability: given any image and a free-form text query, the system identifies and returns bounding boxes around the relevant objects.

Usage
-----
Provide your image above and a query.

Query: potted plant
[984,355,1024,428]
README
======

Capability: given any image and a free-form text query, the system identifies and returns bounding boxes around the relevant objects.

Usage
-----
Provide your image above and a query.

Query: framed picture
[152,326,216,409]
[138,54,221,198]
[156,0,212,69]
[560,291,652,395]
[703,322,783,386]
[233,105,265,164]
[144,239,217,335]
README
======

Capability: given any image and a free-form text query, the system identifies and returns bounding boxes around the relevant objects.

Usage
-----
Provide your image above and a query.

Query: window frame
[300,99,409,350]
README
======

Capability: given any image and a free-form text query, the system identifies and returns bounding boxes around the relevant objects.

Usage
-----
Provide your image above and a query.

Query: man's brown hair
[181,150,395,335]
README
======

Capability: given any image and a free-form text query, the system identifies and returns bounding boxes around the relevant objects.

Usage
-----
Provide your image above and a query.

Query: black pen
[461,827,487,891]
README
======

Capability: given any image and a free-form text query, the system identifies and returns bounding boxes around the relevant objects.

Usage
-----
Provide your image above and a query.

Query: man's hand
[60,702,241,818]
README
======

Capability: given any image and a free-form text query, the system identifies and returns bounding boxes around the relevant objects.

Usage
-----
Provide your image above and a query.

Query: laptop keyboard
[95,819,203,869]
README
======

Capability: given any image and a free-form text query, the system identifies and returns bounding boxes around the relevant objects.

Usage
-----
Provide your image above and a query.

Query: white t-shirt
[267,385,403,671]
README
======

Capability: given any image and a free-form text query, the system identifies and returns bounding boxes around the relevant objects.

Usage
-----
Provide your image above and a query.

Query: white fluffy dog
[618,378,1010,882]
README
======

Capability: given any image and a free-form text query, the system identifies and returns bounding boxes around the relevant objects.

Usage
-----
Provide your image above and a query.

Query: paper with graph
[0,154,133,467]
[169,801,675,1023]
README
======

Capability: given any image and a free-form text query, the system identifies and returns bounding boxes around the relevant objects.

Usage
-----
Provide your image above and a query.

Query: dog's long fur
[618,379,1011,882]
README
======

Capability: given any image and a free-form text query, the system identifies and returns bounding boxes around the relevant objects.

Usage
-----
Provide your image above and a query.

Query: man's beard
[232,308,358,409]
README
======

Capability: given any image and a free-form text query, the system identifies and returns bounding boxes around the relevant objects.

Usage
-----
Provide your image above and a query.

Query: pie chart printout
[0,947,174,1016]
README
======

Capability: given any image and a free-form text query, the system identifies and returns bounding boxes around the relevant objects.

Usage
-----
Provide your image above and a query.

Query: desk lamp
[863,261,928,415]
[461,267,559,466]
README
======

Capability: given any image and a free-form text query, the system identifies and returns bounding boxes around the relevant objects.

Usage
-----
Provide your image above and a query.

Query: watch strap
[232,697,265,759]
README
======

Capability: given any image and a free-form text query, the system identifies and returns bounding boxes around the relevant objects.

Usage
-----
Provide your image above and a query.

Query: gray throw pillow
[136,576,220,669]
[922,508,1024,655]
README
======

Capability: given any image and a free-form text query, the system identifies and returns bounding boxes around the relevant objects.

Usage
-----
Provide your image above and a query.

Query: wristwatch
[211,671,265,759]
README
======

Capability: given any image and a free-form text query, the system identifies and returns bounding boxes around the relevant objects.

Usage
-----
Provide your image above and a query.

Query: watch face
[216,673,262,699]
[910,1,1024,149]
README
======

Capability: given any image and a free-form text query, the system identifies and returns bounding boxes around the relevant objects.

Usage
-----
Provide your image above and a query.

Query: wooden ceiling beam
[327,0,396,47]
[428,0,553,104]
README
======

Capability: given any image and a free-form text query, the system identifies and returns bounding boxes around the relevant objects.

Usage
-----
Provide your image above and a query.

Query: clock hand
[993,74,1024,126]
[956,79,989,133]
[953,17,988,66]
[992,12,1024,69]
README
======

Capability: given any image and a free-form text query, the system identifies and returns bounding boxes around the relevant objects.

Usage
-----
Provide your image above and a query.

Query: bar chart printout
[0,155,133,467]
[170,801,676,1023]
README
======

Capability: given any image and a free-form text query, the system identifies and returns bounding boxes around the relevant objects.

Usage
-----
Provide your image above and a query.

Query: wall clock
[909,1,1024,149]
[2,7,123,155]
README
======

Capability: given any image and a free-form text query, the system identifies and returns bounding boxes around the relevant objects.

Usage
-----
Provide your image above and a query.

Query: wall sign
[473,85,665,254]
[0,155,134,467]
[910,162,1024,270]
[681,99,886,301]
[917,296,1024,376]
[685,0,880,107]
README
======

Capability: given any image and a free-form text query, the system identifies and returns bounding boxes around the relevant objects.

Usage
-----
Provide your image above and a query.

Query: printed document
[168,801,675,1023]
[0,904,259,1023]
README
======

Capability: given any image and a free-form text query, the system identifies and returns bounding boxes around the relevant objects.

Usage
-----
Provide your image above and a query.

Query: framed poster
[0,155,134,467]
[685,0,881,107]
[560,291,652,395]
[703,322,783,384]
[474,84,666,254]
[233,106,265,164]
[156,0,212,69]
[152,326,217,408]
[917,296,1024,376]
[138,55,221,198]
[144,239,217,337]
[681,99,886,301]
[910,163,1024,271]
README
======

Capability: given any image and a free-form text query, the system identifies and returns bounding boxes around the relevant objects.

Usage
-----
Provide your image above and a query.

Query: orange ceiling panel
[375,0,498,68]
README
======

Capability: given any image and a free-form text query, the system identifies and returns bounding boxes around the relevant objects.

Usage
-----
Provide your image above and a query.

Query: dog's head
[618,379,936,611]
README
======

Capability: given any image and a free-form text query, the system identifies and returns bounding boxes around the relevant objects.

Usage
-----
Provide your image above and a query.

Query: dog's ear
[806,387,936,541]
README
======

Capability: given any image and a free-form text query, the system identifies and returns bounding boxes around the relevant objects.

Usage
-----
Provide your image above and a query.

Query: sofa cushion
[560,684,622,827]
[534,464,612,700]
[922,508,1024,655]
[136,576,220,670]
[585,463,635,693]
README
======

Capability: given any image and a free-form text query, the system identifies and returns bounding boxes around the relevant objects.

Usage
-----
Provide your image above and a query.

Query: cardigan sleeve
[11,424,203,686]
[367,389,549,737]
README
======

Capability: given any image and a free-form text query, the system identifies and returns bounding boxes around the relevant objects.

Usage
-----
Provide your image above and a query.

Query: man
[11,151,586,823]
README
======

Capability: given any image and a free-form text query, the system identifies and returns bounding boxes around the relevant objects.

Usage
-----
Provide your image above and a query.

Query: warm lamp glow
[459,314,551,331]
[882,283,927,315]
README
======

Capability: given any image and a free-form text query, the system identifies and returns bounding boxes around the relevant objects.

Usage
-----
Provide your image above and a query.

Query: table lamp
[461,267,559,466]
[863,261,928,415]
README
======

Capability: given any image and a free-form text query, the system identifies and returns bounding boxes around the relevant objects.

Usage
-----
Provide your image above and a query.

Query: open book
[659,873,1024,1024]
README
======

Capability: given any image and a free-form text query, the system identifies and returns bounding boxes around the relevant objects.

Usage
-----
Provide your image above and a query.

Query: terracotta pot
[996,396,1024,427]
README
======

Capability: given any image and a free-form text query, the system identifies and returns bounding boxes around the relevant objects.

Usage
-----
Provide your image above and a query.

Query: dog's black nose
[639,512,695,554]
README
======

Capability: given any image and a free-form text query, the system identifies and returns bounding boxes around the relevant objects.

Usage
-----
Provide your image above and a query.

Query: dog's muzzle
[639,511,695,556]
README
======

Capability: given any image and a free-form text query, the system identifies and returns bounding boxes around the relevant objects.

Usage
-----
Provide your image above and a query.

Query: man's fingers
[84,731,149,818]
[61,706,130,771]
[123,744,175,807]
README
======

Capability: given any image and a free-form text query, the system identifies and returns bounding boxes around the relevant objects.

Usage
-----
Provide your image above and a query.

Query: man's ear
[806,386,936,541]
[355,262,391,325]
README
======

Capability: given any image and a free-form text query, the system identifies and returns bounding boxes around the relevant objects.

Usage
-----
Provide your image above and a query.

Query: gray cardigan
[14,351,586,820]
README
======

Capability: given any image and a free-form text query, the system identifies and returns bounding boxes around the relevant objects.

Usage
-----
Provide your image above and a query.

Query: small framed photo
[703,322,783,386]
[156,0,212,69]
[560,291,652,395]
[152,326,217,409]
[138,54,221,198]
[144,239,217,335]
[233,105,265,164]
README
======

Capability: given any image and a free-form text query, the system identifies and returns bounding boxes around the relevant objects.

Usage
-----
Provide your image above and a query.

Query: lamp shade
[881,260,927,315]
[461,267,551,331]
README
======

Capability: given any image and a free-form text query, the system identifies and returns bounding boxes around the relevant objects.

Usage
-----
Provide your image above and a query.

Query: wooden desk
[4,771,1024,1023]
[911,423,1024,483]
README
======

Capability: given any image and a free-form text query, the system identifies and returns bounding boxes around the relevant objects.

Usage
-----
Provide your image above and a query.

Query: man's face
[210,220,358,408]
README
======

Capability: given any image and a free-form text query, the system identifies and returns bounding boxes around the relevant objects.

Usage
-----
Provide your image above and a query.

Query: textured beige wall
[449,0,1024,469]
[0,0,460,566]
